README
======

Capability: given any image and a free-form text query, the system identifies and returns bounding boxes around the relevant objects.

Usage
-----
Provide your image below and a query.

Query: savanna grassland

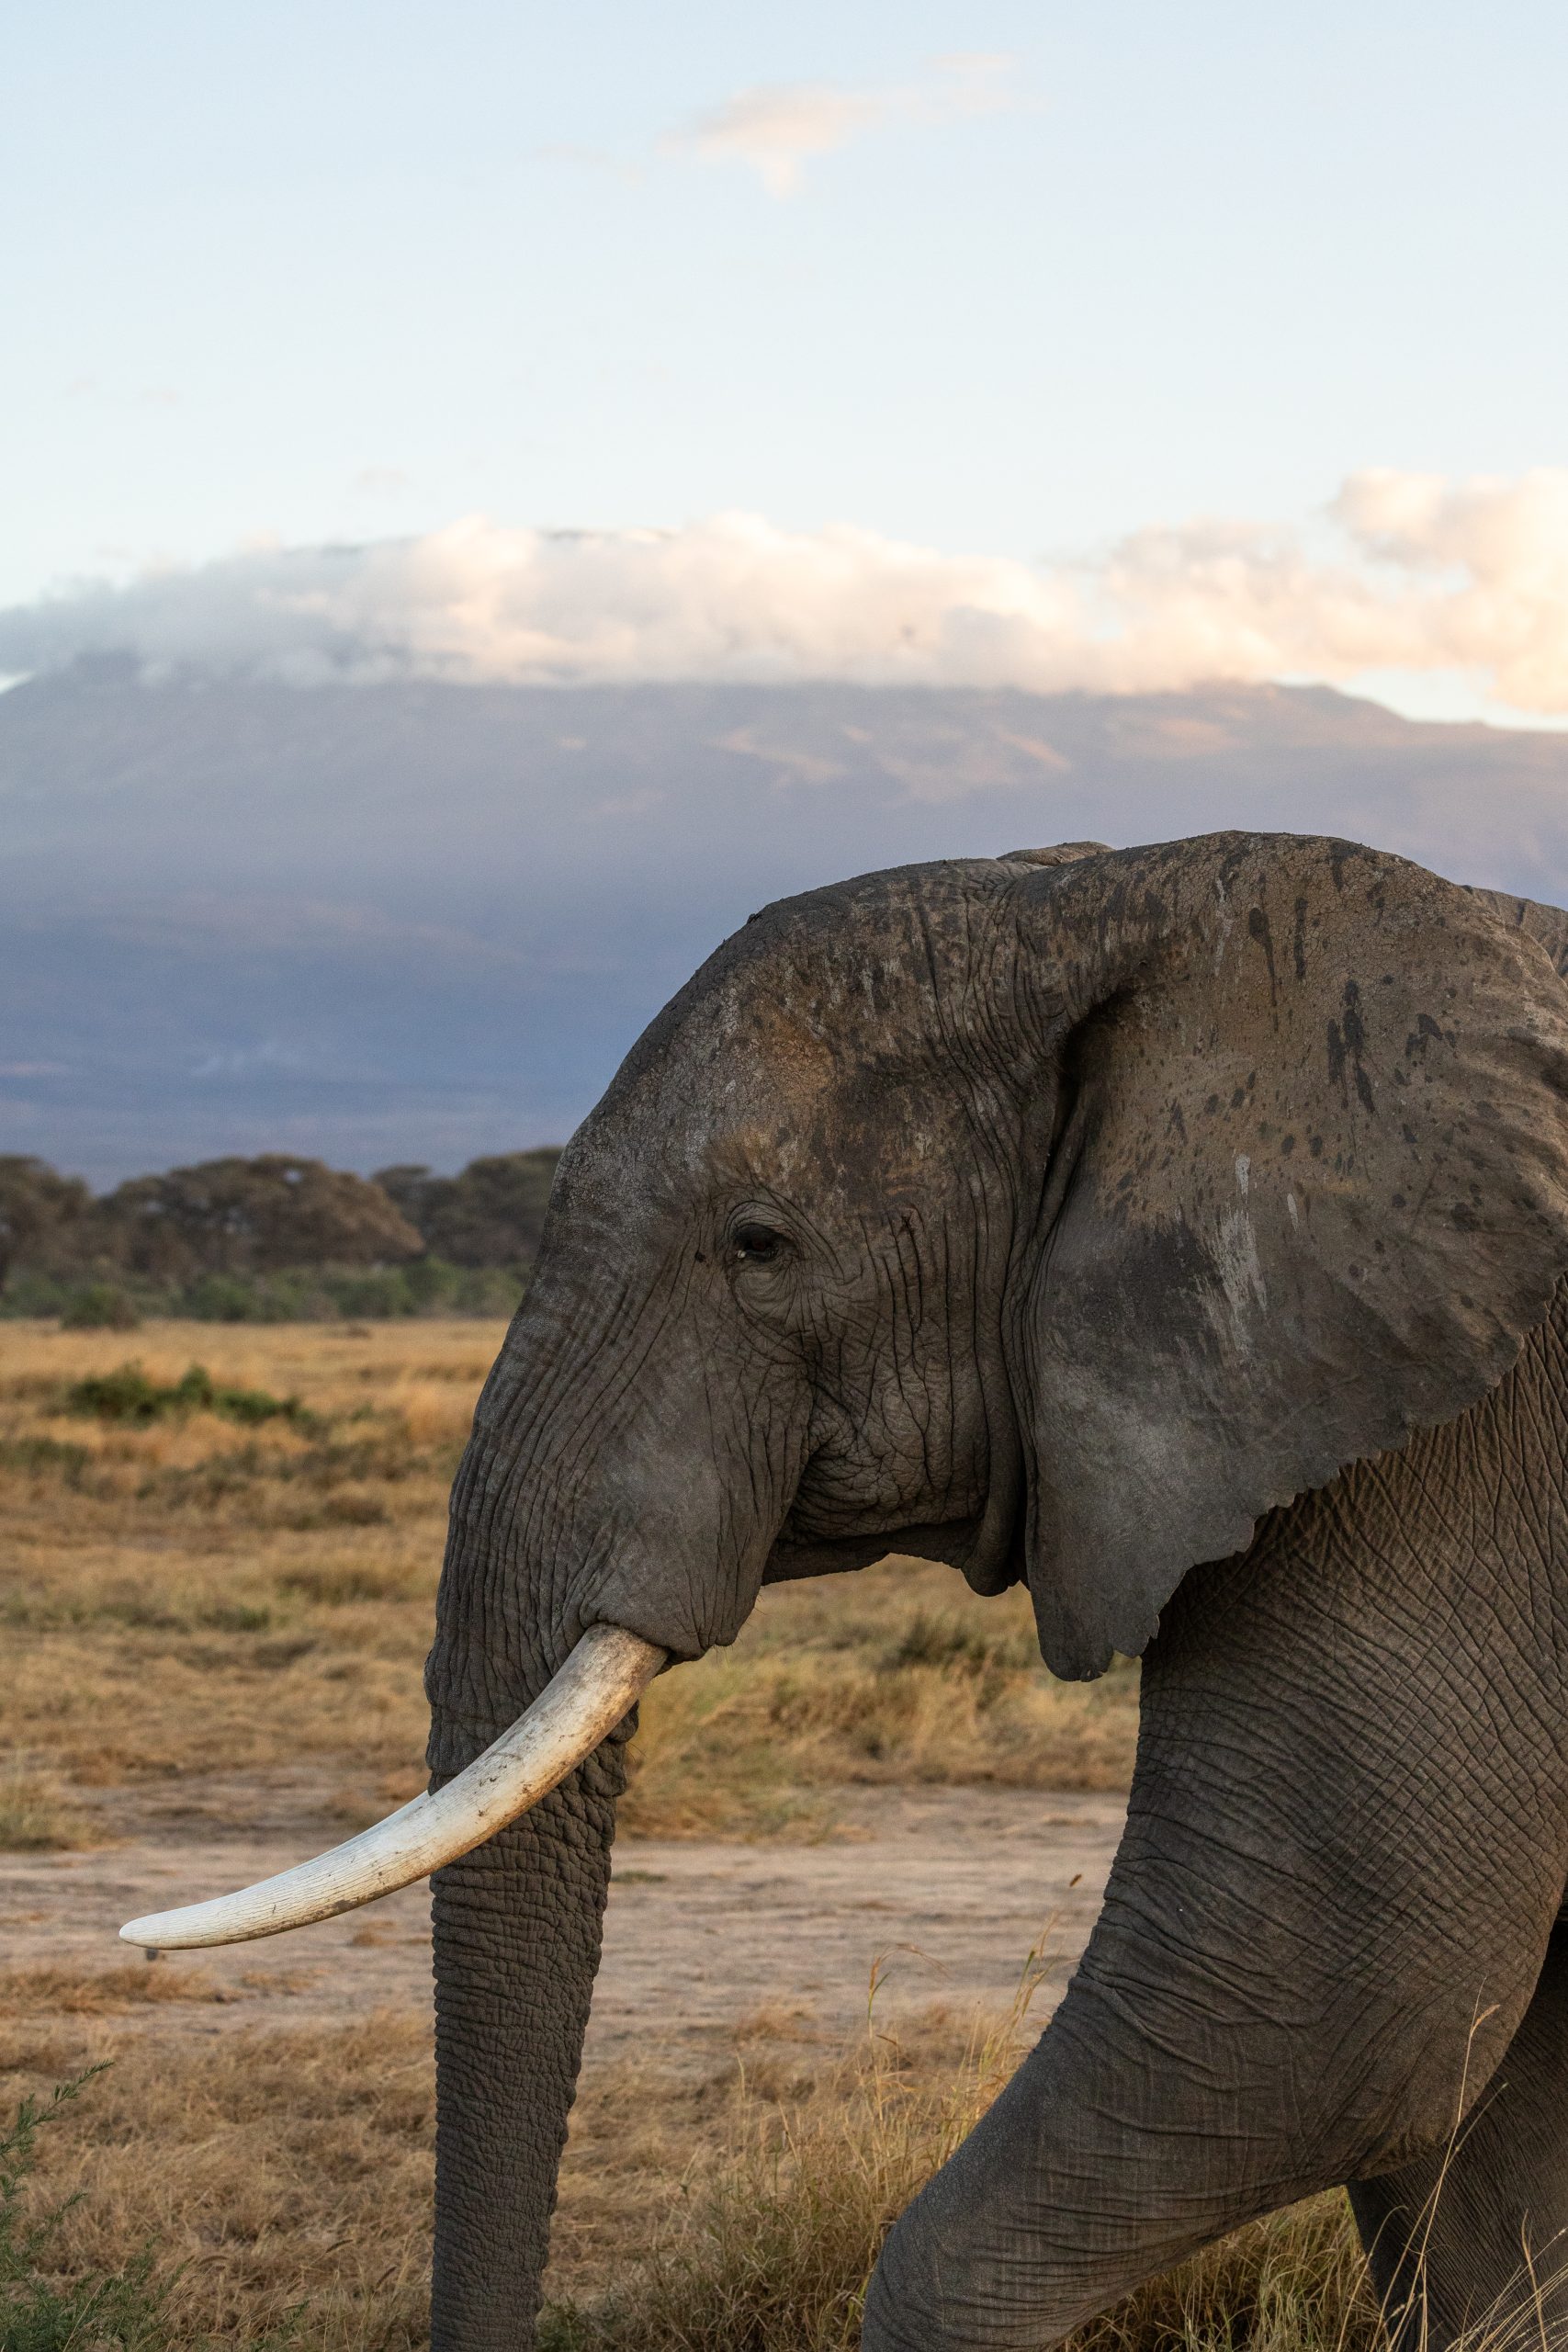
[0,1319,1381,2350]
[0,1317,1137,1830]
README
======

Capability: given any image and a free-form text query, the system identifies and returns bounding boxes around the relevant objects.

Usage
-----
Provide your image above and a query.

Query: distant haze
[6,664,1568,1184]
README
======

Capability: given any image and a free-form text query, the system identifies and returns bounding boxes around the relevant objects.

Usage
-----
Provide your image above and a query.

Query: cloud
[6,470,1568,715]
[661,53,1021,197]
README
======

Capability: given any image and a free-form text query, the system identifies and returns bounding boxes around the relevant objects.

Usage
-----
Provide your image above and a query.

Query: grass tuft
[0,1967,231,2017]
[63,1362,309,1429]
[0,1763,100,1854]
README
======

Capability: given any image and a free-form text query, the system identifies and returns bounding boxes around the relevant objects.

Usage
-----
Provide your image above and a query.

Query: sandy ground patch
[0,1777,1126,2055]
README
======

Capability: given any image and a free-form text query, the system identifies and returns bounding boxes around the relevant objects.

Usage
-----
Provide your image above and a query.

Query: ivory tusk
[119,1622,666,1951]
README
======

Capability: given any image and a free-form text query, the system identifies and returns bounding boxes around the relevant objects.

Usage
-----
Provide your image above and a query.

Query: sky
[6,1,1568,723]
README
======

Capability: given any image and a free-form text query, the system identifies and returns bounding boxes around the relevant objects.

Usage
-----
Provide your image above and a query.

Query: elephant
[125,830,1568,2352]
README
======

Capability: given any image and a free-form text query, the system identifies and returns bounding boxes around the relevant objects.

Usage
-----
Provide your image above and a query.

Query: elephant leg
[1349,1920,1568,2352]
[864,1435,1568,2352]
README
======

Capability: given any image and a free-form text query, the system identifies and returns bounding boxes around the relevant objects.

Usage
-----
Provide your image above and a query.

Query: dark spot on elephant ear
[1247,906,1279,1000]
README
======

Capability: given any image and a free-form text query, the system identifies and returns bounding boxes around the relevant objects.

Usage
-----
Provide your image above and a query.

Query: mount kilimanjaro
[5,662,1566,1182]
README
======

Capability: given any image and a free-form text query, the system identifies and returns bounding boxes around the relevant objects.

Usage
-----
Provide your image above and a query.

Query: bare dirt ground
[0,1772,1127,2057]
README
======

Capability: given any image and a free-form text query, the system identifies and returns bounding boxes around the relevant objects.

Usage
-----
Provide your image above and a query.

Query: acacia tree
[374,1150,561,1269]
[0,1159,91,1294]
[96,1156,424,1284]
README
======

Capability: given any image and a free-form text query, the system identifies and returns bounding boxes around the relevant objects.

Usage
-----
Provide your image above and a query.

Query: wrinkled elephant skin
[419,833,1568,2352]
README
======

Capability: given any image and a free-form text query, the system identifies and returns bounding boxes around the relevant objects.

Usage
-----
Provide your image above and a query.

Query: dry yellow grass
[0,1756,102,1850]
[0,1981,1386,2352]
[0,1319,491,1804]
[0,1317,1137,1832]
[0,2006,434,2347]
[541,1981,1383,2352]
[623,1584,1137,1838]
[0,1962,231,2014]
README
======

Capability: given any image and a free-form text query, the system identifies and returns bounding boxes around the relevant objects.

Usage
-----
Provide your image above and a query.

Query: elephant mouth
[762,1509,1022,1592]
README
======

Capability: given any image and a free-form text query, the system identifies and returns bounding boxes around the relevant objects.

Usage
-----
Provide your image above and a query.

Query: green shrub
[180,1272,266,1323]
[317,1267,418,1319]
[182,1268,335,1321]
[0,1439,91,1485]
[0,2069,169,2350]
[64,1363,309,1429]
[0,1259,525,1326]
[445,1261,525,1315]
[400,1256,461,1310]
[0,1274,77,1321]
[174,1257,521,1322]
[58,1283,140,1332]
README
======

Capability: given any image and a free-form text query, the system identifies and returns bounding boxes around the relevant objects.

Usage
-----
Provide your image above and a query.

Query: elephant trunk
[420,1401,615,2352]
[422,1360,682,2352]
[429,1770,622,2351]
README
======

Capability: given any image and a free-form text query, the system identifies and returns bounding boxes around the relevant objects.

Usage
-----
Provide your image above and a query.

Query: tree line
[0,1149,562,1325]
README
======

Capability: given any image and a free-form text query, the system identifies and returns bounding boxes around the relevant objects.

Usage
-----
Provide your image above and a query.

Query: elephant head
[125,832,1568,2351]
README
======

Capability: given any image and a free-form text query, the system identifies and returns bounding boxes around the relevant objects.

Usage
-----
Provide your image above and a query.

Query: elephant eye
[732,1222,785,1265]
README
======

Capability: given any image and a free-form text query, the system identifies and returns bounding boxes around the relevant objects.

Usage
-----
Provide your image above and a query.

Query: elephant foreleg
[863,1425,1568,2352]
[1349,1920,1568,2352]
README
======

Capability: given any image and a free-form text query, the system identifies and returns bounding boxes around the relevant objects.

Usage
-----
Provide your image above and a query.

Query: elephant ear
[1010,833,1568,1680]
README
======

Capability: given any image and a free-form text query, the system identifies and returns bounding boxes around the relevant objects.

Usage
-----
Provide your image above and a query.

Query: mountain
[5,661,1567,1183]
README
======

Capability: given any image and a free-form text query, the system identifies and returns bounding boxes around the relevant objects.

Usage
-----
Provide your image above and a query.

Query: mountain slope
[5,665,1565,1182]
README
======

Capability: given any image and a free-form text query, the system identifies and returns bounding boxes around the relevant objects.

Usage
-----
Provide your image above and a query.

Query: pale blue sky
[6,1,1568,718]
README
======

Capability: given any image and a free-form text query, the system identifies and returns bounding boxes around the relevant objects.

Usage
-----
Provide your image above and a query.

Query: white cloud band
[6,471,1568,714]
